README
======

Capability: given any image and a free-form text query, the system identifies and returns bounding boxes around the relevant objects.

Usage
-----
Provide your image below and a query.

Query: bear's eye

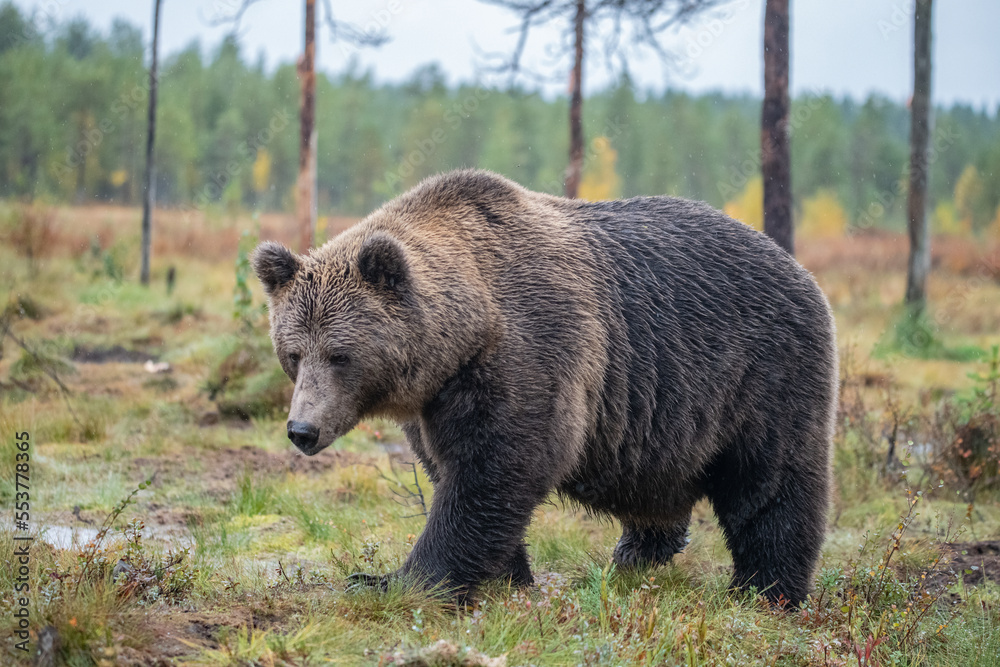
[329,353,350,367]
[288,353,301,366]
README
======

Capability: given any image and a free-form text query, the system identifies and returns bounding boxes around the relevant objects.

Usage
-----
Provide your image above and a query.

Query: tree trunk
[761,0,793,255]
[296,0,318,253]
[905,0,933,310]
[140,0,162,285]
[75,119,86,204]
[564,0,585,199]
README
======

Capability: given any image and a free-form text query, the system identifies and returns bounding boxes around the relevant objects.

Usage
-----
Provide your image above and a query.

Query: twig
[0,317,82,428]
[364,460,428,518]
[407,461,427,516]
[201,0,266,32]
[72,506,94,525]
[74,477,152,595]
[477,0,726,85]
[320,0,390,47]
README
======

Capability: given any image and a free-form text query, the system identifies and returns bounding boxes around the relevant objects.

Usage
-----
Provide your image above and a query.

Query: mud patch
[203,445,372,488]
[72,344,158,363]
[102,605,294,666]
[114,610,247,665]
[132,444,378,497]
[918,540,1000,601]
[943,540,1000,586]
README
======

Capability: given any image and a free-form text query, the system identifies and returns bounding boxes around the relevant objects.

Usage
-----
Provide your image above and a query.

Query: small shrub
[203,332,290,419]
[114,519,197,604]
[102,249,124,281]
[1,201,56,272]
[803,484,965,664]
[834,345,909,500]
[3,293,46,320]
[233,228,260,330]
[154,301,201,324]
[216,365,292,420]
[8,342,75,390]
[927,346,1000,493]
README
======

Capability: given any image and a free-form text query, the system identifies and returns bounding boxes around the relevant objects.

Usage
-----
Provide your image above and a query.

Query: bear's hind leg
[613,516,690,569]
[708,456,828,607]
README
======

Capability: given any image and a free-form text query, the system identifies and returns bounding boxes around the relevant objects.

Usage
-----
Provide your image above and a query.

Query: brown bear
[252,169,837,606]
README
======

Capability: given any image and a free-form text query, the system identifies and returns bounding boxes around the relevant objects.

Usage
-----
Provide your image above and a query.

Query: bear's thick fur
[252,169,837,605]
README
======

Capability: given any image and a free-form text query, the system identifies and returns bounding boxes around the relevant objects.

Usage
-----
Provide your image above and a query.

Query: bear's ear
[251,241,301,296]
[358,233,409,291]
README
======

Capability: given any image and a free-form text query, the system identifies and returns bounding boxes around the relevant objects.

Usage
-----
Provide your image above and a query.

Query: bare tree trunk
[75,118,86,203]
[564,0,585,199]
[761,0,793,256]
[905,0,933,310]
[140,0,162,285]
[297,0,318,252]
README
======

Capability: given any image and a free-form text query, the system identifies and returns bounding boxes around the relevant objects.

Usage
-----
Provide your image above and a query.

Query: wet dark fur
[253,169,837,606]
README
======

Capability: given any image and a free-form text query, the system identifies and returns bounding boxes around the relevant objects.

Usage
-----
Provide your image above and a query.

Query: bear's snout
[287,420,320,454]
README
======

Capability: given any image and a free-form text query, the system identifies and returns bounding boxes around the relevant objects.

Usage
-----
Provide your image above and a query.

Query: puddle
[40,524,194,550]
[41,525,102,550]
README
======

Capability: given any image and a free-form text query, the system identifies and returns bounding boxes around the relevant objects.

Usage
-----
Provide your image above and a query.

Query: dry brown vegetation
[1,203,999,666]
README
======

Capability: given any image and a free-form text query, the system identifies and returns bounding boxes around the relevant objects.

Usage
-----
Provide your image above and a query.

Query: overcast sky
[17,0,1000,110]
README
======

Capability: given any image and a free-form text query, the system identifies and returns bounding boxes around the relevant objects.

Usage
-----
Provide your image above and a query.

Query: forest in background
[2,3,1000,663]
[1,2,999,236]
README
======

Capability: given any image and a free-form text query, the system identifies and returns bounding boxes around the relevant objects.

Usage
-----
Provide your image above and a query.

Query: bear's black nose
[287,420,320,452]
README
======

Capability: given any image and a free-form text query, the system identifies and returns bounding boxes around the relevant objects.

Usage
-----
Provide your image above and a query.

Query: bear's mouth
[293,440,331,457]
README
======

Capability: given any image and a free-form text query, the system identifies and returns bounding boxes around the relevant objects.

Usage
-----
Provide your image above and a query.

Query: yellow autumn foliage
[954,164,993,232]
[722,176,763,231]
[109,169,128,187]
[578,136,621,201]
[798,189,847,239]
[932,200,969,236]
[252,148,272,194]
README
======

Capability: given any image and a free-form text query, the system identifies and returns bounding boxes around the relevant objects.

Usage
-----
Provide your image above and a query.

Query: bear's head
[251,233,425,455]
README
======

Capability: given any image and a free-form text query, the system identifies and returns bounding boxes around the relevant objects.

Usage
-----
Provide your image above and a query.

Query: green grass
[875,305,985,362]
[2,227,1000,665]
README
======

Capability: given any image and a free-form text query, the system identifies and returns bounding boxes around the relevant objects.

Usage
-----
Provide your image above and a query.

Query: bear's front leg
[396,461,543,598]
[347,484,536,595]
[350,361,561,598]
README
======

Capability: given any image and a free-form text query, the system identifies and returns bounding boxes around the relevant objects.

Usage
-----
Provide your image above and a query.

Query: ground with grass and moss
[1,203,1000,666]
